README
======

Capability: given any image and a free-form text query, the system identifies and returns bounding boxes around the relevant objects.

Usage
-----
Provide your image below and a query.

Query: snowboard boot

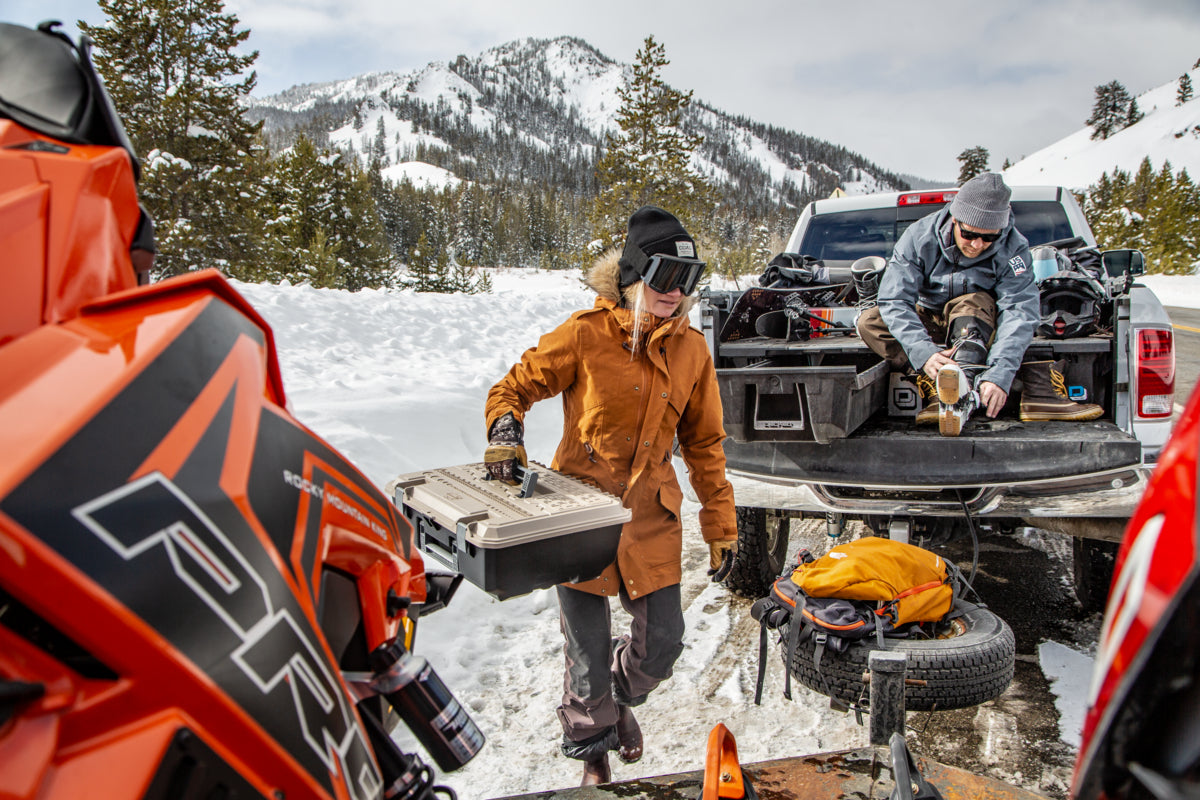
[935,364,981,437]
[914,373,940,425]
[850,256,886,310]
[581,754,611,786]
[1018,360,1104,421]
[935,317,992,436]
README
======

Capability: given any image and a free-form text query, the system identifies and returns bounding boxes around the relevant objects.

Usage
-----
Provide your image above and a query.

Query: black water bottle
[369,641,485,773]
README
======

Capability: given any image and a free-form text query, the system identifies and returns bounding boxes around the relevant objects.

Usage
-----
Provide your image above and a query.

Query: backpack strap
[754,621,769,705]
[751,593,791,705]
[782,593,807,702]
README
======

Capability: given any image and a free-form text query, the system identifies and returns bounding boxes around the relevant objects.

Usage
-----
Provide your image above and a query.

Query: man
[855,172,1039,436]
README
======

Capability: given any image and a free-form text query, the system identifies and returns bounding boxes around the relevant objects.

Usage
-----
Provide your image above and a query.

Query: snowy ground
[235,270,1198,799]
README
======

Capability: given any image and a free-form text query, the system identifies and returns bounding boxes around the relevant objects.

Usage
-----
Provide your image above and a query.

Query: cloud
[10,0,1200,180]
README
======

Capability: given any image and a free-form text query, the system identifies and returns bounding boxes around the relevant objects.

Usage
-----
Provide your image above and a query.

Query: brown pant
[857,291,997,372]
[555,583,684,745]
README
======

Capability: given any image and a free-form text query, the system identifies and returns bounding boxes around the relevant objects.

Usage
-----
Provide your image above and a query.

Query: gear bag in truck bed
[750,537,961,703]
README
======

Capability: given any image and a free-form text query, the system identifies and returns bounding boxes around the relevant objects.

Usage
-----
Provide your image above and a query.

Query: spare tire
[724,506,790,598]
[784,602,1015,711]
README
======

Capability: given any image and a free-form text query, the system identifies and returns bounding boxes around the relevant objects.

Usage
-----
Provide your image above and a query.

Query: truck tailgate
[723,418,1142,487]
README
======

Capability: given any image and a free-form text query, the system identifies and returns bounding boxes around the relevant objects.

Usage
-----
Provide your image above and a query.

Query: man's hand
[922,348,957,379]
[978,381,1008,418]
[484,413,527,484]
[707,539,737,582]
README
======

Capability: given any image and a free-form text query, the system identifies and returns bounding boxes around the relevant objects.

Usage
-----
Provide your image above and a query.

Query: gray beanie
[949,172,1011,230]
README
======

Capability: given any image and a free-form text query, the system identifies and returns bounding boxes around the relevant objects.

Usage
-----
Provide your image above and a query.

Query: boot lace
[1050,367,1069,398]
[915,373,936,399]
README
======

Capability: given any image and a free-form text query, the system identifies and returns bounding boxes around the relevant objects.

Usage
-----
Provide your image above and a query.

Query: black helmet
[1037,270,1108,339]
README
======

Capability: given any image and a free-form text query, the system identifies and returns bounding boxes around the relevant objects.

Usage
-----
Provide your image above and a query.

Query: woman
[484,206,737,786]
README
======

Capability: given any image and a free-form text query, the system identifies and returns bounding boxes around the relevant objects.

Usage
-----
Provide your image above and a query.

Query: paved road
[1167,306,1200,401]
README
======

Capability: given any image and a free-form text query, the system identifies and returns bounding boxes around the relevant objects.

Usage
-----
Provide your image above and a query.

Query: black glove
[484,412,527,485]
[708,540,736,582]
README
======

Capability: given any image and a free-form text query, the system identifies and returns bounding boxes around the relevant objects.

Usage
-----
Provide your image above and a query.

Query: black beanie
[618,206,698,288]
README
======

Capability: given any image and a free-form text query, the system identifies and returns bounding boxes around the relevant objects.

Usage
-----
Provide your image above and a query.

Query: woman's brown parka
[485,253,737,598]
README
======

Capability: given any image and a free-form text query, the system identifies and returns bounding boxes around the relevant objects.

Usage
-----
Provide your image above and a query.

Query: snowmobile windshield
[0,22,140,177]
[0,22,91,140]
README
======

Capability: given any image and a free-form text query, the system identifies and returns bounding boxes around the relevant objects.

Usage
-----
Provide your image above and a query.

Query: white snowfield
[235,270,1194,799]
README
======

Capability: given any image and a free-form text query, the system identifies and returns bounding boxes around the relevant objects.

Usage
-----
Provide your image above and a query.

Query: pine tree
[453,184,492,265]
[1126,97,1144,128]
[1086,81,1133,140]
[591,35,715,248]
[1179,74,1194,106]
[1140,162,1200,274]
[956,146,990,185]
[1084,159,1200,274]
[404,233,441,292]
[371,116,389,167]
[1084,167,1140,255]
[265,136,392,289]
[82,0,265,279]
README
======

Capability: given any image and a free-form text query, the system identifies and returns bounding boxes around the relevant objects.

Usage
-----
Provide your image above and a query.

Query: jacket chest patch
[1008,255,1027,276]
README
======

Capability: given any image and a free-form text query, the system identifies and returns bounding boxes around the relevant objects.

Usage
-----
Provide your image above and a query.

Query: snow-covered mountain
[246,36,911,208]
[1005,67,1200,191]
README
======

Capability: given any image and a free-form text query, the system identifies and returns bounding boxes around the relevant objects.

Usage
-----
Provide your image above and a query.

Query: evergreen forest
[80,1,1199,291]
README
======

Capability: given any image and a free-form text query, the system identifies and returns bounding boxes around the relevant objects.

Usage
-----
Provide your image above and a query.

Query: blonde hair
[622,282,689,357]
[623,282,648,357]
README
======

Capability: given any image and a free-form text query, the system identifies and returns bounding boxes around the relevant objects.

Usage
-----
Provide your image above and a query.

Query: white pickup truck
[698,186,1176,607]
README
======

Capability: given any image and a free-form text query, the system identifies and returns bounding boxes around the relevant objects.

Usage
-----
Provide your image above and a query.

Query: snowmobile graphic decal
[71,472,382,800]
[0,296,390,800]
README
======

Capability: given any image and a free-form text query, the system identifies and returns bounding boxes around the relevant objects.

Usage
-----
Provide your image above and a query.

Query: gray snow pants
[555,582,685,752]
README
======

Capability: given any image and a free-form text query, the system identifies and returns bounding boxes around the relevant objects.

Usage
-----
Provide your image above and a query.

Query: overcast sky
[13,1,1200,181]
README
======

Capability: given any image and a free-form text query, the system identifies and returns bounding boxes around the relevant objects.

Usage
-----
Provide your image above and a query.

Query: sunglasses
[955,221,1002,243]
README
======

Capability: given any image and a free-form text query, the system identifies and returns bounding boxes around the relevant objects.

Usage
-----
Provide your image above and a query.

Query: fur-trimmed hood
[583,249,698,319]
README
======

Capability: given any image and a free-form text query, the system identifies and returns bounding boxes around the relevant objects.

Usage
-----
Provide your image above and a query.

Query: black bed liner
[723,417,1141,487]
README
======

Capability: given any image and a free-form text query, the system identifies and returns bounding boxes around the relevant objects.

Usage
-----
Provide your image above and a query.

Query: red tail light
[1137,328,1175,417]
[897,190,957,206]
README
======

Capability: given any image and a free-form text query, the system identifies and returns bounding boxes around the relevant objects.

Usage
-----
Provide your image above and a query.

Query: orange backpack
[750,537,961,704]
[783,537,953,630]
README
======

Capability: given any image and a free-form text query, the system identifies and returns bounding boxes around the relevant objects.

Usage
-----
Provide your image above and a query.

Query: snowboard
[719,284,854,343]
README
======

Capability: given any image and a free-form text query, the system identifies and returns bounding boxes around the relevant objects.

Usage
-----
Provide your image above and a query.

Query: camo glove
[708,539,737,582]
[484,412,527,485]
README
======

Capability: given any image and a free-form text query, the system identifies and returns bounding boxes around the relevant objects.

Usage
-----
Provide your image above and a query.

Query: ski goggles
[642,254,706,295]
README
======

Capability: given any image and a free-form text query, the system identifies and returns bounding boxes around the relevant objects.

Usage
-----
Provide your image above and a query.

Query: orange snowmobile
[0,20,480,800]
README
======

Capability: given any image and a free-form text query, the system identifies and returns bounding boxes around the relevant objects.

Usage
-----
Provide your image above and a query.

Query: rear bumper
[723,418,1144,486]
[706,416,1149,525]
[721,464,1149,521]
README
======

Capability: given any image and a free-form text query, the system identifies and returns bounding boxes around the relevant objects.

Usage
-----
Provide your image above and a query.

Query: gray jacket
[877,207,1038,393]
